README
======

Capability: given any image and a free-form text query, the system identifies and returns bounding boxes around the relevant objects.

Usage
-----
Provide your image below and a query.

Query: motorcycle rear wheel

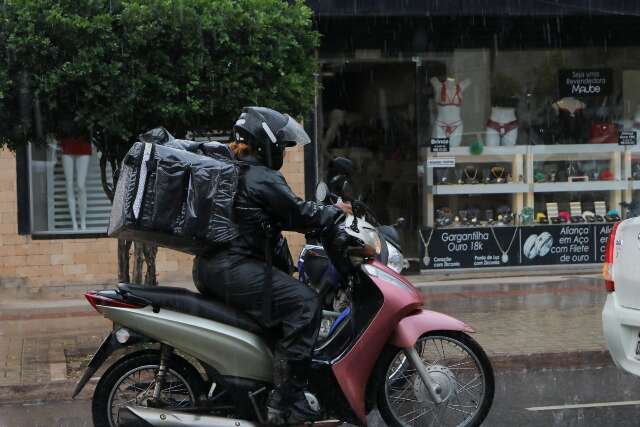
[92,351,206,427]
[376,332,494,427]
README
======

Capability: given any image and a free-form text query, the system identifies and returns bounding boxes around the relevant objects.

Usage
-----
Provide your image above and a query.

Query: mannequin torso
[430,77,471,147]
[632,107,640,143]
[485,107,518,147]
[553,97,586,142]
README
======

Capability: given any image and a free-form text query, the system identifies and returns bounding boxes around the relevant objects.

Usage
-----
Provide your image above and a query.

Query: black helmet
[233,106,310,170]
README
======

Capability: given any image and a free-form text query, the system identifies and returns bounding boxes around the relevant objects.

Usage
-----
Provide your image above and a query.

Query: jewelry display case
[424,143,632,227]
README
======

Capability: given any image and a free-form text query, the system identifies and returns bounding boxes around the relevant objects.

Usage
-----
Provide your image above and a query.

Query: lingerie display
[486,119,518,142]
[436,81,463,107]
[430,76,471,147]
[485,107,519,147]
[59,136,92,156]
[552,97,586,144]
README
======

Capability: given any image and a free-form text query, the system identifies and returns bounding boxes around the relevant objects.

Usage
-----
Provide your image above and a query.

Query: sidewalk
[0,274,609,404]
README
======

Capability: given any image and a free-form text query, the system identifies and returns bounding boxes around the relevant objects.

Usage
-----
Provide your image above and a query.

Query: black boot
[267,359,321,425]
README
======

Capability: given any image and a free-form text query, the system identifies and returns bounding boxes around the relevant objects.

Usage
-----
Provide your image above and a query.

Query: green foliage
[0,0,319,150]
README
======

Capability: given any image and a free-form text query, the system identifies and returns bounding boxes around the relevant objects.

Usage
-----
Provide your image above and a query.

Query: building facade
[6,1,640,294]
[0,145,306,294]
[305,1,640,273]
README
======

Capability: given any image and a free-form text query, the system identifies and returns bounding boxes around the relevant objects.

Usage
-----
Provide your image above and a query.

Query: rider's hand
[322,223,353,276]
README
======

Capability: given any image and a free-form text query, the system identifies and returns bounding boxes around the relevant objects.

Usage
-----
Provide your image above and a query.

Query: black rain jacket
[229,155,342,271]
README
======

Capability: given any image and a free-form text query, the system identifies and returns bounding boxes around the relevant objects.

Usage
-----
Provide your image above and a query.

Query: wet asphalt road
[2,364,639,426]
[1,275,629,426]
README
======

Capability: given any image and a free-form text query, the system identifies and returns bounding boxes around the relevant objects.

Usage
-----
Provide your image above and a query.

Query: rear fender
[72,331,150,398]
[390,310,475,348]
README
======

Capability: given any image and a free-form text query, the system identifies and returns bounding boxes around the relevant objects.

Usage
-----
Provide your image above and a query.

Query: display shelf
[531,144,625,155]
[425,142,628,227]
[432,145,527,163]
[431,183,529,195]
[631,181,640,190]
[533,181,627,193]
[531,143,624,161]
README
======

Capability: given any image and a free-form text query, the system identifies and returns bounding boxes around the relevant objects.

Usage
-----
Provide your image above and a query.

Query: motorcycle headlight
[386,242,405,274]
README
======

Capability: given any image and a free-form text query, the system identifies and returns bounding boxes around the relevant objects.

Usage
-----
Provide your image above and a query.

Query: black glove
[321,222,353,277]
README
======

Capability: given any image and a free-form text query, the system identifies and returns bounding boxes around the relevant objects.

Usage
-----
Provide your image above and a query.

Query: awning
[306,0,640,17]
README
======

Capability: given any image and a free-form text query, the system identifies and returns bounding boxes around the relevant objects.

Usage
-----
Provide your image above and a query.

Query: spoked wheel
[377,332,494,427]
[92,352,205,427]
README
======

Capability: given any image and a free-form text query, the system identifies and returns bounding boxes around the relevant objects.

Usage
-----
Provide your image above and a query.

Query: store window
[421,46,638,269]
[318,62,419,257]
[29,139,112,235]
[317,42,640,270]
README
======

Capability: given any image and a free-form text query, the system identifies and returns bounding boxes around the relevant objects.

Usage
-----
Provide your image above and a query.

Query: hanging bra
[437,83,462,107]
[486,119,518,136]
[556,105,585,118]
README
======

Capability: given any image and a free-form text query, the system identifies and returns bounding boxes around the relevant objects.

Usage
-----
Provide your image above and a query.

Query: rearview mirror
[341,181,354,202]
[315,182,329,203]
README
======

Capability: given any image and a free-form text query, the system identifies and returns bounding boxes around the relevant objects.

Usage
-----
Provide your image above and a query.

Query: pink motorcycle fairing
[390,309,475,348]
[331,260,422,424]
[331,260,476,424]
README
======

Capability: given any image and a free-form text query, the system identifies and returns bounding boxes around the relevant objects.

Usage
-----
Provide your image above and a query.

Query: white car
[602,218,640,376]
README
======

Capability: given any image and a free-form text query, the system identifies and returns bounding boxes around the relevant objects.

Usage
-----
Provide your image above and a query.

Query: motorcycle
[75,214,494,427]
[299,180,408,339]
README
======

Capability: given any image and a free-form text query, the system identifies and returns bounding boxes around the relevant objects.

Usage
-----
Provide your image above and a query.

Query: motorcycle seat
[117,283,264,334]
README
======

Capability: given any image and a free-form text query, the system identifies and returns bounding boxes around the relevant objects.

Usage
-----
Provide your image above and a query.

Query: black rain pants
[194,252,322,361]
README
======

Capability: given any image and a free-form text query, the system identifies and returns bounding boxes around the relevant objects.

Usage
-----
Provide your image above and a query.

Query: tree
[0,0,319,284]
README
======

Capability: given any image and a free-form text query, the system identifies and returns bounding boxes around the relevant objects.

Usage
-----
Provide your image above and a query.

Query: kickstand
[248,387,269,425]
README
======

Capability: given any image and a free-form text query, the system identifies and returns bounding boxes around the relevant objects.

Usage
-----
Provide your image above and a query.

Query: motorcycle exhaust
[118,406,259,427]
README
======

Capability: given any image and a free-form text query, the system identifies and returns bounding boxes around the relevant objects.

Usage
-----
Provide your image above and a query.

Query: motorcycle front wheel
[92,352,206,427]
[376,332,494,427]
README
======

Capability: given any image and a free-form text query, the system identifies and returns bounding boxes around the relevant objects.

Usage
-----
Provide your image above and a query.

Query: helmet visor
[278,115,311,147]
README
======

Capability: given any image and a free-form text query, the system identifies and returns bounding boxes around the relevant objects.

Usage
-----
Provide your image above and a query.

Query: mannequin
[485,107,518,146]
[58,136,91,230]
[431,77,471,147]
[632,106,640,143]
[552,97,586,143]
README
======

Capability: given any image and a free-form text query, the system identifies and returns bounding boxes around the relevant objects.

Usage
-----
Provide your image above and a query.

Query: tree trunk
[132,241,158,286]
[132,241,144,285]
[143,243,158,286]
[118,239,132,283]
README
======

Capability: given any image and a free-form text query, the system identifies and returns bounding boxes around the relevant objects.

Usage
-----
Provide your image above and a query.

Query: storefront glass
[318,62,420,257]
[29,141,113,234]
[317,23,640,270]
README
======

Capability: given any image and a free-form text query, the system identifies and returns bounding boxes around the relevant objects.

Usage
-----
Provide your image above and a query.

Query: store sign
[421,223,613,269]
[426,158,455,168]
[558,69,612,97]
[421,226,520,269]
[619,130,637,146]
[430,137,450,153]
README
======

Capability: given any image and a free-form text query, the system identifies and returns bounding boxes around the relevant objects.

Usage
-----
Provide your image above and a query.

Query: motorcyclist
[193,106,350,424]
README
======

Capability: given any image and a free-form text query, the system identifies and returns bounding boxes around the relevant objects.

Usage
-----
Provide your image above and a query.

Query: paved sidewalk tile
[0,276,609,401]
[459,306,605,356]
[0,309,110,388]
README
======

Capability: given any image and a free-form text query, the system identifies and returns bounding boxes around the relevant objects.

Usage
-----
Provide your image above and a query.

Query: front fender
[390,309,475,348]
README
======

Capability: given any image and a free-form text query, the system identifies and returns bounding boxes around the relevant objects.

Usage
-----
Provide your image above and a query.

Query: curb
[0,379,95,405]
[490,350,612,371]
